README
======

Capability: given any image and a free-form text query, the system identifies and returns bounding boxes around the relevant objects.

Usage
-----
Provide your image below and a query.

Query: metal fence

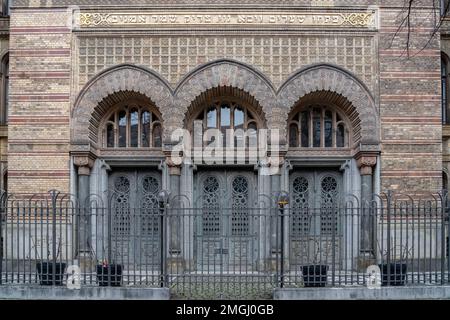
[0,190,449,299]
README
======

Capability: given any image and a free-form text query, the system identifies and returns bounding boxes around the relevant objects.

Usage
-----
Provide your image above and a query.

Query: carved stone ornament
[77,11,376,29]
[166,158,182,176]
[74,156,95,176]
[357,156,377,176]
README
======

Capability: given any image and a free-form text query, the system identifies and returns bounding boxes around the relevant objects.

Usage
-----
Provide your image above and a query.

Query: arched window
[195,101,258,132]
[2,170,6,193]
[442,53,449,124]
[1,54,8,125]
[289,105,349,148]
[102,104,162,148]
[442,0,450,16]
[1,0,10,16]
[192,100,260,148]
[444,171,449,191]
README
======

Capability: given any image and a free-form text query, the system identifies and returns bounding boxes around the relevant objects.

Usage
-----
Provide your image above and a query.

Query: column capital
[256,157,286,176]
[356,155,377,176]
[166,158,182,176]
[73,155,95,176]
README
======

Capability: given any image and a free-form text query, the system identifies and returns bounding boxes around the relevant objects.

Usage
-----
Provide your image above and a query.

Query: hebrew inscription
[77,11,377,29]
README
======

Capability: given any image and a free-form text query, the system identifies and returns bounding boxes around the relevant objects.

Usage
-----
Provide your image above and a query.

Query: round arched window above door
[102,103,162,149]
[194,101,260,133]
[289,105,350,149]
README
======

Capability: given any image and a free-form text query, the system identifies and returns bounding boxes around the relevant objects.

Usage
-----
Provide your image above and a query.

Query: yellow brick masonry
[8,9,71,194]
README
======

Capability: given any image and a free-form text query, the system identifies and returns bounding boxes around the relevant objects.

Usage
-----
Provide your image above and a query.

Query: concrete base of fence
[274,286,450,300]
[0,286,170,300]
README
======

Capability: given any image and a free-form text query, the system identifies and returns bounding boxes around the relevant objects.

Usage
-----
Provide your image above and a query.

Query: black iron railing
[0,191,449,299]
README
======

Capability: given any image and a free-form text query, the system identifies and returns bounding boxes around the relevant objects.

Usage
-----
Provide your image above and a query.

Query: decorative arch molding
[71,61,379,153]
[441,48,450,63]
[278,64,380,147]
[0,50,8,62]
[71,64,173,149]
[0,51,8,125]
[174,59,278,131]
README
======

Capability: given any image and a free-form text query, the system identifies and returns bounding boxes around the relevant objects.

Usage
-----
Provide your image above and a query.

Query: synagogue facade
[0,0,445,208]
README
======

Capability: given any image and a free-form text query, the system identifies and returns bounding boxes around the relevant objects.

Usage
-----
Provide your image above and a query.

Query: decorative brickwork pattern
[77,36,377,92]
[278,64,379,145]
[174,60,277,131]
[378,6,442,193]
[72,64,173,146]
[8,10,72,194]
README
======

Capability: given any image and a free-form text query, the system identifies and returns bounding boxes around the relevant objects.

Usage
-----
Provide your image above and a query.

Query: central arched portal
[186,86,266,271]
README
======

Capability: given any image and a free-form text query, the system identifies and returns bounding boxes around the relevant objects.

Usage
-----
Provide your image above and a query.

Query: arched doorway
[71,65,173,279]
[97,93,164,268]
[186,86,266,271]
[286,92,354,266]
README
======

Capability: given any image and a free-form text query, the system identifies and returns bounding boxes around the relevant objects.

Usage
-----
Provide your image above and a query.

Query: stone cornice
[11,0,435,10]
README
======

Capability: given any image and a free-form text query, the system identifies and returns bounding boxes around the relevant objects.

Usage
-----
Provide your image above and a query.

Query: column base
[263,255,289,272]
[77,252,95,271]
[357,253,377,272]
[255,259,272,272]
[167,256,185,273]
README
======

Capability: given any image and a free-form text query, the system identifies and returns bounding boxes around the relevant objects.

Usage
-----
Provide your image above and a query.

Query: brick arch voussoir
[72,65,173,147]
[174,61,277,130]
[279,65,379,145]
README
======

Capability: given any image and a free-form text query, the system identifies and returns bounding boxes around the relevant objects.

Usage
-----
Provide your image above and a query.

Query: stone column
[0,161,6,194]
[73,155,95,265]
[255,159,271,271]
[357,155,377,258]
[180,161,195,271]
[264,120,287,271]
[166,159,184,271]
[89,159,111,260]
[270,162,281,257]
[265,157,286,271]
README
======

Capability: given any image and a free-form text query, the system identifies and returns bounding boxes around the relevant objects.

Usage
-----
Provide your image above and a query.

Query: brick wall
[379,1,443,193]
[8,9,71,194]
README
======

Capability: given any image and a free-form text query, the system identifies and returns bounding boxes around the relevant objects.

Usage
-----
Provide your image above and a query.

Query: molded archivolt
[71,61,380,151]
[71,64,173,147]
[278,64,380,146]
[174,59,278,131]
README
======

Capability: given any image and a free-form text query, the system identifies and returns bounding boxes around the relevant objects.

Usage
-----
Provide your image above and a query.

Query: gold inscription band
[77,11,377,29]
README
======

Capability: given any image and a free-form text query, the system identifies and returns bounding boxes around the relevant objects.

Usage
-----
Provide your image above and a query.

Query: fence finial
[48,190,61,203]
[158,190,171,206]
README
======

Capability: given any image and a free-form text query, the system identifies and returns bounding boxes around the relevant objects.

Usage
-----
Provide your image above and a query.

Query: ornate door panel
[108,170,162,269]
[194,171,257,271]
[289,170,342,266]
